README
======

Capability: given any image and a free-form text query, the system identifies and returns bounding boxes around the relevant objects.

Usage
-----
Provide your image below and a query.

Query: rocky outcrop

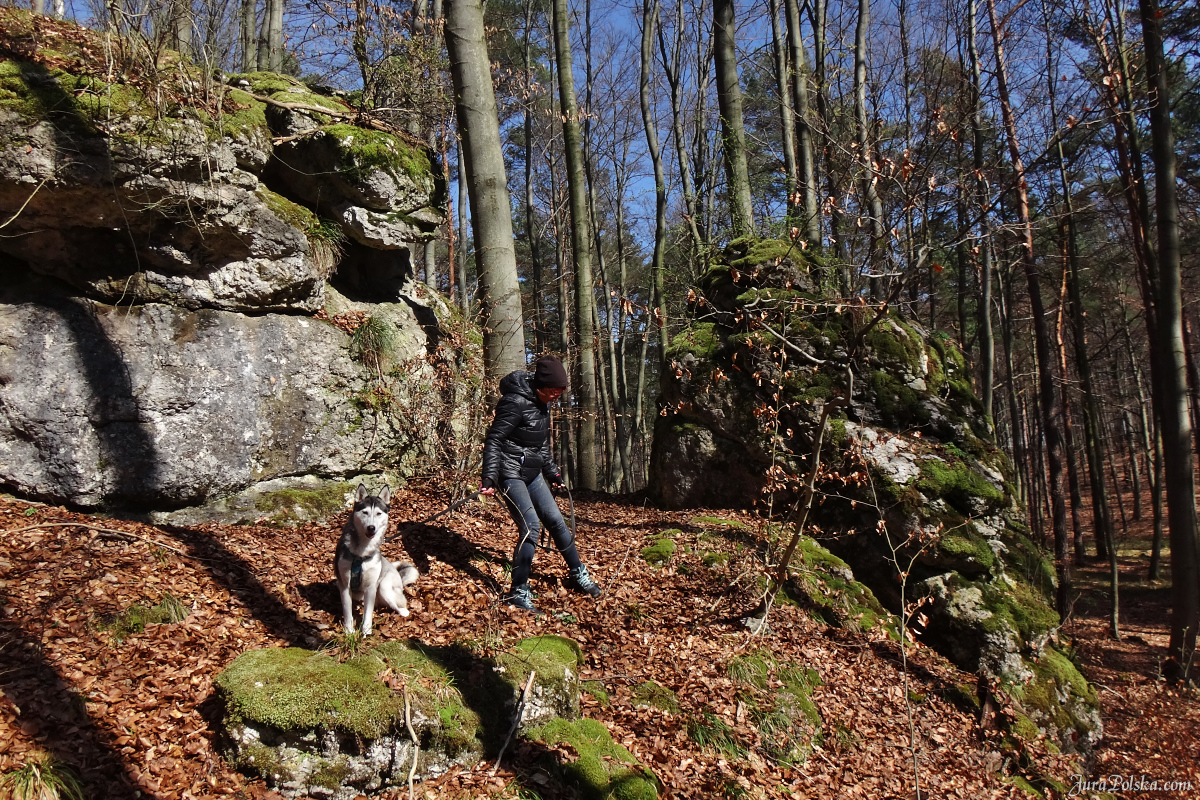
[0,11,473,514]
[651,237,1101,753]
[216,637,584,800]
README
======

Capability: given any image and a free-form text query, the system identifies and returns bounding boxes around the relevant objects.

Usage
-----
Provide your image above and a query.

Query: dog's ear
[378,485,391,506]
[356,483,368,502]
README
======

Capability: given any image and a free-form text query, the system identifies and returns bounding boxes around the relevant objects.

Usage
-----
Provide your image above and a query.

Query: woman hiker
[479,355,603,612]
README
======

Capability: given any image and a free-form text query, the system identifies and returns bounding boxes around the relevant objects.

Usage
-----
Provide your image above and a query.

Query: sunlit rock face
[0,50,476,515]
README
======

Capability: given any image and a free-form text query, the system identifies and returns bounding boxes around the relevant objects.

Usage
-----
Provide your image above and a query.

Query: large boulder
[0,11,471,515]
[651,237,1101,753]
[216,637,583,799]
[0,275,459,509]
[0,22,445,314]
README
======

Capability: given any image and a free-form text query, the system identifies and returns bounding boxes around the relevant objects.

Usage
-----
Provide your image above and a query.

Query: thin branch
[4,521,186,555]
[491,670,536,775]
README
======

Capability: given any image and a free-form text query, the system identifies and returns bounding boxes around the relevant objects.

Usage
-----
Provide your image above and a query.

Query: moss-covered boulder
[0,10,444,314]
[650,236,1100,753]
[0,11,477,515]
[216,636,582,798]
[527,718,660,800]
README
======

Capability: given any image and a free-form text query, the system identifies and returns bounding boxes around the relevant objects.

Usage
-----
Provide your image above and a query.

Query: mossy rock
[99,593,188,642]
[781,536,897,637]
[1008,647,1100,750]
[217,647,405,740]
[917,457,1005,514]
[641,538,677,566]
[322,123,432,184]
[665,322,723,365]
[218,636,585,794]
[529,718,659,800]
[631,681,680,714]
[252,480,354,524]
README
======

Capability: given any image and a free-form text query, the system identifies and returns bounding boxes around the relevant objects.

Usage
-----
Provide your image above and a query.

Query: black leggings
[499,475,581,587]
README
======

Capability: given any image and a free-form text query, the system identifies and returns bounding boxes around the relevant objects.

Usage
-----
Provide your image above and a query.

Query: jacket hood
[499,369,537,401]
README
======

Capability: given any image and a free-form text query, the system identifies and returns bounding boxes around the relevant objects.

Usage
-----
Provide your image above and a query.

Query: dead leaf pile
[0,488,1192,799]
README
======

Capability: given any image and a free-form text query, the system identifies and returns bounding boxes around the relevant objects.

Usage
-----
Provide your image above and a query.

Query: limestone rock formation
[216,637,583,799]
[651,237,1101,752]
[0,12,473,515]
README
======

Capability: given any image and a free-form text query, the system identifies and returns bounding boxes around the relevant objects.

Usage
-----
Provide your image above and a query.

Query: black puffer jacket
[481,370,562,488]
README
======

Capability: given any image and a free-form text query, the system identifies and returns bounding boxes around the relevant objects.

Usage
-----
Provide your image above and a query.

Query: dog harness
[350,556,365,593]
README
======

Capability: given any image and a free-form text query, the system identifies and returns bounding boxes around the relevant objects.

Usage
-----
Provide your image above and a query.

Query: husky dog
[334,484,419,635]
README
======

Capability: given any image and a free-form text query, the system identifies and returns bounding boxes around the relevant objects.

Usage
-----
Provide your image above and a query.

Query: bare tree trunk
[240,0,256,72]
[523,0,544,353]
[456,137,470,312]
[642,0,669,376]
[1140,0,1200,682]
[998,263,1027,503]
[712,0,754,238]
[768,0,798,221]
[446,0,527,377]
[1057,265,1086,565]
[986,0,1070,617]
[267,0,283,72]
[811,0,847,279]
[551,0,598,490]
[853,0,885,300]
[967,0,994,421]
[657,0,704,253]
[784,0,819,244]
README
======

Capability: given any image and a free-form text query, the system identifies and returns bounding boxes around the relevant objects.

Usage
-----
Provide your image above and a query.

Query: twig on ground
[491,670,536,775]
[4,521,186,555]
[404,687,419,800]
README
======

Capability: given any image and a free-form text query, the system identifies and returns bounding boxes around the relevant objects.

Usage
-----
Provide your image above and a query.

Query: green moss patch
[323,123,431,184]
[641,538,677,566]
[632,681,679,714]
[99,593,188,641]
[690,515,747,530]
[252,481,353,523]
[1009,647,1098,738]
[866,318,923,370]
[917,458,1004,513]
[725,237,805,273]
[782,537,896,636]
[938,526,997,573]
[581,680,610,707]
[870,370,931,430]
[948,575,1060,643]
[217,648,404,739]
[530,718,659,800]
[665,322,722,364]
[725,649,823,766]
[499,635,583,680]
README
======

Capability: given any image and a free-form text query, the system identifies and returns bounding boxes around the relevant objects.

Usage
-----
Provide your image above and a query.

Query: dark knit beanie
[532,355,569,389]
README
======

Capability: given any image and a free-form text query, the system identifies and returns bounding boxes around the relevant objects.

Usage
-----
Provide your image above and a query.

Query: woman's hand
[480,486,496,497]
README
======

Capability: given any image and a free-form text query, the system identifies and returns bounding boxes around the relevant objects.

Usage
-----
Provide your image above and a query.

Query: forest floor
[0,486,1196,800]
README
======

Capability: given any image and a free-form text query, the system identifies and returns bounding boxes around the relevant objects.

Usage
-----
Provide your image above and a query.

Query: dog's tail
[396,562,420,586]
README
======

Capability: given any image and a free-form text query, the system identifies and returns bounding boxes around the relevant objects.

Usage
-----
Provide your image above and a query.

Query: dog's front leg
[339,583,357,634]
[361,583,377,636]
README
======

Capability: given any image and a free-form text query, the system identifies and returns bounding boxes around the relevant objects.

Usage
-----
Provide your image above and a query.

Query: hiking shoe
[504,584,541,614]
[568,565,603,598]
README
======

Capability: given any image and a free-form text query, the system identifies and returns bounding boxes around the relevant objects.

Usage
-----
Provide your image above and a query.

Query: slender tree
[712,0,755,237]
[445,0,527,377]
[1139,0,1200,682]
[551,0,599,490]
[986,0,1070,617]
